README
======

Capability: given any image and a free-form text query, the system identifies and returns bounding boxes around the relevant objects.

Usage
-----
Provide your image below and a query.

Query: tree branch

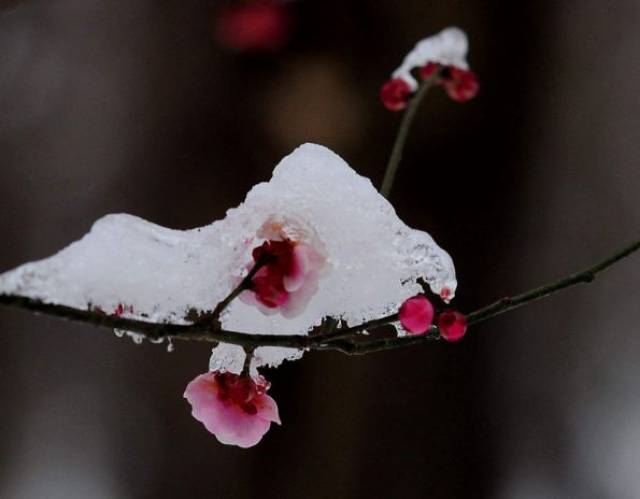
[0,238,638,355]
[0,294,309,348]
[324,238,640,355]
[466,238,640,325]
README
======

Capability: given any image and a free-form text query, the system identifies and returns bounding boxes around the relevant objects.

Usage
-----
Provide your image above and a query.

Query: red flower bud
[380,78,413,111]
[399,295,435,335]
[437,310,467,342]
[441,67,479,103]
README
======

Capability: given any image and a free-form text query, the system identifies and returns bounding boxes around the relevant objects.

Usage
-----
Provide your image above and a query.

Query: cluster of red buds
[381,62,479,111]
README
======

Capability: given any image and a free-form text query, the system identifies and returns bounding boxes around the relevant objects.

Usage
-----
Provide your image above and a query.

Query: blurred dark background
[1,1,639,498]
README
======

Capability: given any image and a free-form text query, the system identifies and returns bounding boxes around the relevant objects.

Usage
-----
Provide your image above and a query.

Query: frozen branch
[1,237,638,354]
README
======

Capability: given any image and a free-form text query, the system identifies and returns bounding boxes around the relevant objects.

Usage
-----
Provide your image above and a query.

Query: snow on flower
[0,143,457,373]
[392,27,470,91]
[184,371,280,448]
[381,27,478,109]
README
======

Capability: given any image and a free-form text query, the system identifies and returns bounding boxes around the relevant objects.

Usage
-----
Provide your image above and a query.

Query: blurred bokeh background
[1,1,639,497]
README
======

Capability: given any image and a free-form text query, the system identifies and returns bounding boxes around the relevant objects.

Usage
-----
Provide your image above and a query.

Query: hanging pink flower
[240,216,326,317]
[184,371,280,448]
[398,295,435,335]
[215,0,293,53]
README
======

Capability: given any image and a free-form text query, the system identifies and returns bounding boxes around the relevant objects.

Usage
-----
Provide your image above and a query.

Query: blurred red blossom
[215,0,293,53]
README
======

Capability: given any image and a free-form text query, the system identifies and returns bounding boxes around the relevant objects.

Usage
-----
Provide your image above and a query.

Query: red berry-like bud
[437,310,467,342]
[419,62,441,81]
[442,67,479,102]
[399,295,434,335]
[380,78,413,111]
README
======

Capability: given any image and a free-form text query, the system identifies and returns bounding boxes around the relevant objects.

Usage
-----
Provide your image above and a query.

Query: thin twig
[380,75,437,198]
[466,237,640,326]
[209,254,271,324]
[312,313,399,344]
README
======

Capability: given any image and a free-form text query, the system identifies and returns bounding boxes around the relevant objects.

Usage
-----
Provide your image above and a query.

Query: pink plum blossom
[240,217,326,317]
[184,371,280,448]
[437,310,467,342]
[398,295,435,335]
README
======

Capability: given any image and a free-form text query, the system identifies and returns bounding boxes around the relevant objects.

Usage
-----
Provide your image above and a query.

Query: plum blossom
[399,295,434,335]
[240,215,327,318]
[381,27,478,110]
[184,371,280,448]
[215,0,293,53]
[437,310,467,342]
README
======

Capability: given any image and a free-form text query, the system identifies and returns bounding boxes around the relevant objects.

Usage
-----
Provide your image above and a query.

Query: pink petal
[184,372,280,448]
[257,394,281,425]
[283,244,310,292]
[208,400,273,448]
[280,270,320,318]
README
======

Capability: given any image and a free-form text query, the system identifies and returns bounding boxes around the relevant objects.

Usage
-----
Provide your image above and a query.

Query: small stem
[312,313,399,344]
[210,254,271,323]
[317,326,440,355]
[380,76,437,198]
[242,347,255,376]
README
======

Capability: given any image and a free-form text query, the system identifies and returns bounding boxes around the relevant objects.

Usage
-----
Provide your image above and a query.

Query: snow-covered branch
[1,237,638,355]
